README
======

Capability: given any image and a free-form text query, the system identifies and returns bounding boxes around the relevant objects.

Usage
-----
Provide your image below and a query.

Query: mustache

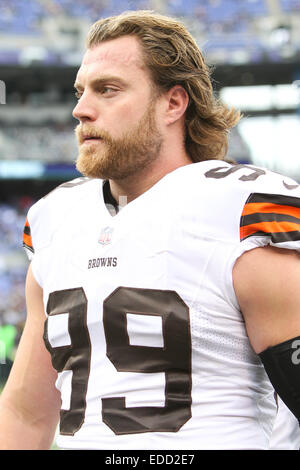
[75,125,111,143]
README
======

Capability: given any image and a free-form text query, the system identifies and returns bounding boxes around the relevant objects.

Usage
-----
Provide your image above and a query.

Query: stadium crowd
[0,0,269,35]
[1,0,299,65]
[0,198,33,384]
[0,123,77,162]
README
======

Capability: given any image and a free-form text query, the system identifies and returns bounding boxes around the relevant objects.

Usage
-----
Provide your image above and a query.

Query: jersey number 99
[44,286,192,436]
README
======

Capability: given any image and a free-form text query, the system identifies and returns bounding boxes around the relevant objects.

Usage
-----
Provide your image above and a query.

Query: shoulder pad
[203,162,300,248]
[23,177,97,256]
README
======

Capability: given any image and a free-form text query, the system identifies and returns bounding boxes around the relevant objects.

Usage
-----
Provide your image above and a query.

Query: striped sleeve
[240,193,300,243]
[23,216,34,258]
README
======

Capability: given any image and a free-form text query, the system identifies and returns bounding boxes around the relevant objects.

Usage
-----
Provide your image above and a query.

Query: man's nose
[72,92,98,122]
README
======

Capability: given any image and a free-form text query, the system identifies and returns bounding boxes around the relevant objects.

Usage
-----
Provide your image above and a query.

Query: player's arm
[0,264,61,449]
[233,245,300,420]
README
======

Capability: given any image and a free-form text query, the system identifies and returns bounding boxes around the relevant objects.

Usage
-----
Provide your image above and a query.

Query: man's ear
[165,85,189,125]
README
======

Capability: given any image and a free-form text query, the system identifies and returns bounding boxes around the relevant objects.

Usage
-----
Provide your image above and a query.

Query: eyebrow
[74,76,128,90]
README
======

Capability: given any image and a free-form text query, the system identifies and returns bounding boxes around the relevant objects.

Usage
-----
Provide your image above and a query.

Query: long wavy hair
[86,10,241,162]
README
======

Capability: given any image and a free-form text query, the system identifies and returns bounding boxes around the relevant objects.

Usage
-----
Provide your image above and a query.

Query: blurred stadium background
[0,0,300,383]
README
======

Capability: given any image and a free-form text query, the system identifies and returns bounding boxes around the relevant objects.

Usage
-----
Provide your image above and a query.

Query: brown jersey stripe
[245,193,300,207]
[23,224,31,236]
[240,220,300,241]
[241,230,300,243]
[23,217,30,231]
[23,241,34,253]
[242,212,300,227]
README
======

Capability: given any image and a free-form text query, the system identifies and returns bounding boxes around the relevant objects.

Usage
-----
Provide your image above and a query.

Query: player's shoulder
[180,160,300,201]
[24,177,100,255]
[175,160,300,246]
[181,159,297,189]
[28,176,98,222]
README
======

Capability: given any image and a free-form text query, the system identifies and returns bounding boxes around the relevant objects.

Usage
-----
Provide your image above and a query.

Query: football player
[0,11,300,450]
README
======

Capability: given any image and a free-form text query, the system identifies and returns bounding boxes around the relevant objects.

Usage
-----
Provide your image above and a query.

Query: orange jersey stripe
[240,220,300,240]
[23,232,33,249]
[242,202,300,219]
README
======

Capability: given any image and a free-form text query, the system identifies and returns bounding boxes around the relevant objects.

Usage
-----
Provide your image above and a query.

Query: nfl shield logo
[98,226,113,245]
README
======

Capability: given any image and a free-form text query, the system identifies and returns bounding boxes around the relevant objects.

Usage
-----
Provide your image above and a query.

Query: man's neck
[109,153,192,206]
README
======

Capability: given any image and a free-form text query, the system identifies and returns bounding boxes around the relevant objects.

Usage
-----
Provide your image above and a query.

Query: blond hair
[86,10,241,162]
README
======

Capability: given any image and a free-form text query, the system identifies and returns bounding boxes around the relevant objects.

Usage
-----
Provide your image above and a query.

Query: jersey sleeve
[240,192,300,249]
[200,161,300,253]
[22,176,94,268]
[22,191,54,259]
[23,216,34,260]
[22,195,53,287]
[205,163,300,310]
[213,163,300,253]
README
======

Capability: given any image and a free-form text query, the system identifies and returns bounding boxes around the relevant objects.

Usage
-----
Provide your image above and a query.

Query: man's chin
[76,157,139,181]
[75,152,104,178]
[75,159,117,180]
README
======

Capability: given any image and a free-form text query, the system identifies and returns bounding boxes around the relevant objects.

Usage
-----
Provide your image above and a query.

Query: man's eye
[74,87,117,99]
[101,87,117,95]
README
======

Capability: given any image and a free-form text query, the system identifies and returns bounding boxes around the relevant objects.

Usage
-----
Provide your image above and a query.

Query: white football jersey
[23,160,300,450]
[270,398,300,450]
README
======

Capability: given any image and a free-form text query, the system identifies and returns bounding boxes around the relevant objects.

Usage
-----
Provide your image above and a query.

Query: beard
[75,100,163,180]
